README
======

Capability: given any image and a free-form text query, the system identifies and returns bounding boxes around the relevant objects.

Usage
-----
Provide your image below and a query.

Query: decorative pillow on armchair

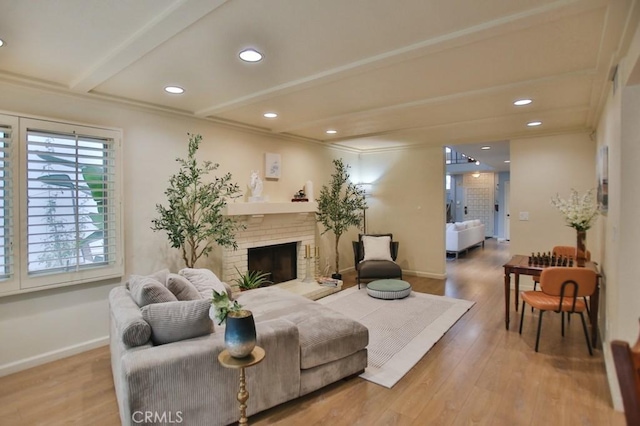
[141,299,214,345]
[362,235,393,261]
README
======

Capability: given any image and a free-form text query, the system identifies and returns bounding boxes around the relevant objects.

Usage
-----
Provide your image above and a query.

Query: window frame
[0,113,124,295]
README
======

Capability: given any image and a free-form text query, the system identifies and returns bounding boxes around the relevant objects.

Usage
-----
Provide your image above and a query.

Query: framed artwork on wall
[265,153,281,179]
[597,145,608,213]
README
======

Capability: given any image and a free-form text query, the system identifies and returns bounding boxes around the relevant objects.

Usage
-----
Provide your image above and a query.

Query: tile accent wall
[221,212,316,283]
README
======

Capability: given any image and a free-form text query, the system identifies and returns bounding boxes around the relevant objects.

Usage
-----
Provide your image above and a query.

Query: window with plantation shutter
[0,114,123,296]
[0,120,15,283]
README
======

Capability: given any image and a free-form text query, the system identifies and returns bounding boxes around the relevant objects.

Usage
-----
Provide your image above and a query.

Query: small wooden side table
[218,346,265,426]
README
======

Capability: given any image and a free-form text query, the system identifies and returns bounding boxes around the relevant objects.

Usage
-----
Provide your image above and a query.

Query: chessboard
[528,252,574,267]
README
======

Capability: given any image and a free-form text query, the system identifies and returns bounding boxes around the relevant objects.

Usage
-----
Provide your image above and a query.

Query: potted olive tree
[152,133,243,268]
[316,158,367,279]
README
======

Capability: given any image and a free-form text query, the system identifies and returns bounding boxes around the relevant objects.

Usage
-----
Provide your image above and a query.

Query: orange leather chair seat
[521,291,587,312]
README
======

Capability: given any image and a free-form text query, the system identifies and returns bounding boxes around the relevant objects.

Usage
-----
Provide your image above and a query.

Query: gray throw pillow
[110,287,152,347]
[141,299,214,345]
[166,273,203,301]
[129,275,178,307]
[125,268,170,290]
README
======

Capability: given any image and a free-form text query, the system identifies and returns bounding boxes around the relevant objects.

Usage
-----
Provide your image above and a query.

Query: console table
[503,255,600,344]
[218,346,265,426]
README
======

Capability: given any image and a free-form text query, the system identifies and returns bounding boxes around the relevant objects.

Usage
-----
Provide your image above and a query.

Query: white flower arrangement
[550,188,598,232]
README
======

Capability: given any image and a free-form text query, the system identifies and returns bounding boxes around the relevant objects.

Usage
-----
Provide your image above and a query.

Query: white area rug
[317,286,474,388]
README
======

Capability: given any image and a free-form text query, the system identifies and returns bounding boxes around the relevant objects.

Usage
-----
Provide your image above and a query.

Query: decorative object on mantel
[265,152,281,179]
[151,133,244,268]
[248,170,266,202]
[302,244,318,283]
[550,188,597,267]
[292,186,308,202]
[316,158,367,280]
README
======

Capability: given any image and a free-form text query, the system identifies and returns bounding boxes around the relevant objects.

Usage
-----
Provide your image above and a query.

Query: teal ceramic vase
[224,310,256,358]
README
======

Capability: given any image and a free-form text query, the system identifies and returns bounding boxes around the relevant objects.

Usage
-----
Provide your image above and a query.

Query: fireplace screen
[247,242,297,284]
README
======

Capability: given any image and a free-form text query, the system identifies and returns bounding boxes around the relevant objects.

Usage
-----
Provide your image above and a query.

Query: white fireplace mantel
[223,201,318,216]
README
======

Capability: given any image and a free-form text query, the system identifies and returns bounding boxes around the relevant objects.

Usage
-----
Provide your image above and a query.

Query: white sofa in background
[446,220,486,259]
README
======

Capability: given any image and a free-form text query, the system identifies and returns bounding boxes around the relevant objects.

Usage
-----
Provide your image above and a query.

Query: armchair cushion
[362,235,393,261]
[128,275,178,307]
[179,268,229,300]
[166,273,202,301]
[358,260,402,279]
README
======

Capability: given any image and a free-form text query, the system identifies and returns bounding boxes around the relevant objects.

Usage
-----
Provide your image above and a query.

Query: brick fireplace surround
[221,202,318,285]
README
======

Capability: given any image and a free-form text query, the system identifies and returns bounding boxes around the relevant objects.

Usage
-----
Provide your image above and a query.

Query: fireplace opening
[247,242,297,284]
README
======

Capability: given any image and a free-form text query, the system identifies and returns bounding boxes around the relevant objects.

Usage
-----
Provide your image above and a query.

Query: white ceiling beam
[271,69,595,134]
[70,0,229,93]
[196,0,607,117]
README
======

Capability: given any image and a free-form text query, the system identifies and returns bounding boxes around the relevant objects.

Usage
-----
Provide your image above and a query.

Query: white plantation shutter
[26,129,118,275]
[0,119,15,283]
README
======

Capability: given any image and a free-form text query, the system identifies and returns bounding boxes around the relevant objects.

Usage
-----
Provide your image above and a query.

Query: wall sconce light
[472,172,481,178]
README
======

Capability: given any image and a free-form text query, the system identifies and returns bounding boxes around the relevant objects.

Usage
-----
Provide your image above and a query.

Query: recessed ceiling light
[514,99,532,106]
[475,161,480,165]
[239,49,263,62]
[504,160,511,163]
[481,146,491,150]
[0,39,4,47]
[164,86,184,94]
[527,121,542,127]
[263,112,278,118]
[326,130,337,134]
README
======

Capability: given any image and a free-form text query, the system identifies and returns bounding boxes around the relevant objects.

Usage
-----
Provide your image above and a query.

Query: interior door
[504,181,510,240]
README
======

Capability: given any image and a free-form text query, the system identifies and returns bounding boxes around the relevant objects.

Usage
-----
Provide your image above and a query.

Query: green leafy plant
[211,290,243,325]
[316,158,367,276]
[151,133,243,268]
[35,150,107,265]
[233,266,271,290]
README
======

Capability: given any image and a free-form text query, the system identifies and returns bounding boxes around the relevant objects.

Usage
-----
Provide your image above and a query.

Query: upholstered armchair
[352,233,402,289]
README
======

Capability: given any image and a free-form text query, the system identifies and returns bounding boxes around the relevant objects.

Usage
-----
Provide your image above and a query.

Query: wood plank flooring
[0,239,625,425]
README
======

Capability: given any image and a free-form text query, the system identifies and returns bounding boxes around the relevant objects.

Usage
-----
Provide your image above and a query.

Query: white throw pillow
[179,268,228,300]
[362,235,393,261]
[454,222,466,231]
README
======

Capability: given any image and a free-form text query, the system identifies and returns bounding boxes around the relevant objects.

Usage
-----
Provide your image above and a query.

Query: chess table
[503,254,601,345]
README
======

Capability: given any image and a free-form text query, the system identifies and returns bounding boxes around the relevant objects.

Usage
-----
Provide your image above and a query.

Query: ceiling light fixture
[164,86,184,94]
[0,39,4,47]
[472,172,481,178]
[481,146,491,150]
[326,130,337,134]
[527,121,542,127]
[239,49,263,62]
[475,161,480,165]
[514,99,532,106]
[504,160,511,163]
[263,112,278,118]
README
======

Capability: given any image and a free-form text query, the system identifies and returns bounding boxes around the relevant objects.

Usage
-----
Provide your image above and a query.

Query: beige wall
[510,133,596,287]
[360,146,446,278]
[0,81,357,373]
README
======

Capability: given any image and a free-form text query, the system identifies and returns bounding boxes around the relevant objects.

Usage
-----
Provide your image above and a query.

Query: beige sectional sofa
[109,279,368,426]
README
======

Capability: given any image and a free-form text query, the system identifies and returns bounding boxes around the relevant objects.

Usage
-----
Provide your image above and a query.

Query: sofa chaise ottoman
[109,281,368,426]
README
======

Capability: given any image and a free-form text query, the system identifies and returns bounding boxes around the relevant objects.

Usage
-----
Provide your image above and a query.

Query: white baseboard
[403,269,447,280]
[0,336,109,377]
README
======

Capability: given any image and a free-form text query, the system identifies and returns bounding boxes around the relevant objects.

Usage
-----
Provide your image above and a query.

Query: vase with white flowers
[550,188,598,267]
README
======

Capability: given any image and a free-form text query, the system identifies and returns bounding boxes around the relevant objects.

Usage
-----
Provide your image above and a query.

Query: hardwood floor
[0,240,625,425]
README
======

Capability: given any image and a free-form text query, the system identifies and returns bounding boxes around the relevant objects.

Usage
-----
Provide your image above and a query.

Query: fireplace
[248,242,297,284]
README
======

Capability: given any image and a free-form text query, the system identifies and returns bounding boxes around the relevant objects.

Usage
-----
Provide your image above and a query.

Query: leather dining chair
[519,267,597,355]
[611,319,640,426]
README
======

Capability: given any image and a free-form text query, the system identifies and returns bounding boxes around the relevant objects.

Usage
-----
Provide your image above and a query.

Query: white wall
[510,133,596,288]
[0,81,356,374]
[360,146,446,278]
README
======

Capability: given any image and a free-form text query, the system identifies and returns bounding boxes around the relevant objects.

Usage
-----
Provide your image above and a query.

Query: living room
[1,1,640,424]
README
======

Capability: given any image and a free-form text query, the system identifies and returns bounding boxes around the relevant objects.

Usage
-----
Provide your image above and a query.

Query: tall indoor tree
[152,133,243,268]
[316,158,367,279]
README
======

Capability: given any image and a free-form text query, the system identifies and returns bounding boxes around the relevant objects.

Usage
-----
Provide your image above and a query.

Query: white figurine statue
[249,171,263,198]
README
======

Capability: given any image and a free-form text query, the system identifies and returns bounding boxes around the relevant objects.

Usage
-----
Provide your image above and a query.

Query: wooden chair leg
[579,312,593,356]
[535,310,545,352]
